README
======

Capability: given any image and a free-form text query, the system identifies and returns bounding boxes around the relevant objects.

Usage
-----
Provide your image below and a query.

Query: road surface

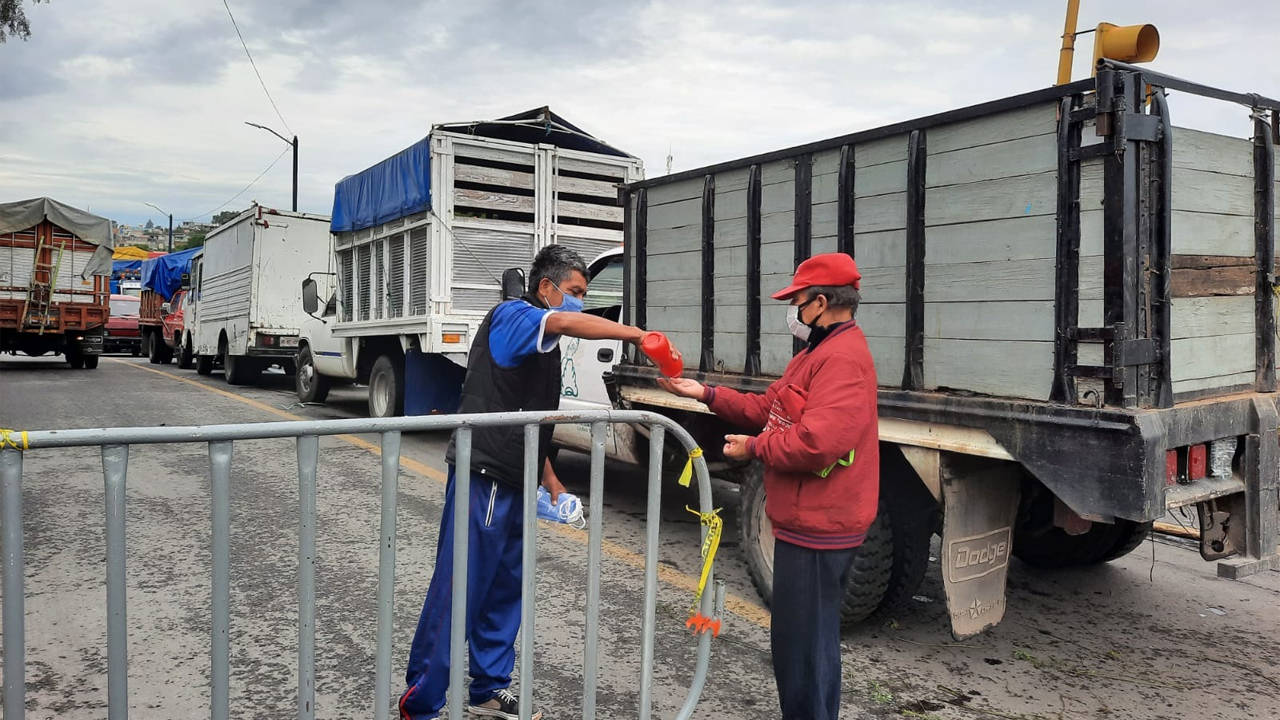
[2,354,1278,719]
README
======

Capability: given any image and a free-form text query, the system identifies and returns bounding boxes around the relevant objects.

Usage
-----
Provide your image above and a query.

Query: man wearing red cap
[660,252,878,720]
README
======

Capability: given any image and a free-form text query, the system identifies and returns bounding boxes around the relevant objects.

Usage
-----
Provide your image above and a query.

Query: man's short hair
[528,244,588,292]
[804,284,861,314]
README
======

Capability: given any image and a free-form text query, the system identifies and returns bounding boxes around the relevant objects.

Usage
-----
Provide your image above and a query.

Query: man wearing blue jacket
[400,245,656,720]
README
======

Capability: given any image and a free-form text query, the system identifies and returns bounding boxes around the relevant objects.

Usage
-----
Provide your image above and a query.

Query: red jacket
[706,321,879,549]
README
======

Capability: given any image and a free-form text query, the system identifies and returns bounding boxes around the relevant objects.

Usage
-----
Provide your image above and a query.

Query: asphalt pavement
[2,354,1278,720]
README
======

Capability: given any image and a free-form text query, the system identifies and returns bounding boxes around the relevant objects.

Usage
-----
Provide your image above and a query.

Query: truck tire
[1098,521,1154,563]
[177,335,194,369]
[872,503,933,619]
[223,351,260,386]
[147,331,162,364]
[67,352,85,370]
[296,346,331,404]
[737,462,893,627]
[368,353,405,418]
[83,355,100,370]
[1013,517,1144,569]
[196,354,214,376]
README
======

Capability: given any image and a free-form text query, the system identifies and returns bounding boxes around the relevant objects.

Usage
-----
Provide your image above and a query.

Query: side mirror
[180,273,191,290]
[302,278,319,315]
[160,303,171,314]
[502,267,526,301]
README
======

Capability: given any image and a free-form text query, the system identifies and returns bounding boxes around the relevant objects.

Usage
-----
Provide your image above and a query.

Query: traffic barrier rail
[0,410,723,720]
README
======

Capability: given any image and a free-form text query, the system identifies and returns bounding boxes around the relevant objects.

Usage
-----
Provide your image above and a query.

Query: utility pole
[246,122,298,212]
[143,202,173,253]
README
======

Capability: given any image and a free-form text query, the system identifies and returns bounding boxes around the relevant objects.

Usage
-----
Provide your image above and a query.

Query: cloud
[0,0,1277,226]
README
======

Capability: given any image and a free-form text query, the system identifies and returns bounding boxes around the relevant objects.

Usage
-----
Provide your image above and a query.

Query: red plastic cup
[641,331,684,378]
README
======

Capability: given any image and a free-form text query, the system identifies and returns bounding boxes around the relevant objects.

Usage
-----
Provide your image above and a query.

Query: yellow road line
[111,359,774,630]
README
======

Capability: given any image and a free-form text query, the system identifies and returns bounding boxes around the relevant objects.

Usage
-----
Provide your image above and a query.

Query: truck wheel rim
[372,372,390,415]
[299,362,315,393]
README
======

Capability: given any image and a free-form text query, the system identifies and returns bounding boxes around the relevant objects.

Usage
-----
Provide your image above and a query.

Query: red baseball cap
[771,253,861,300]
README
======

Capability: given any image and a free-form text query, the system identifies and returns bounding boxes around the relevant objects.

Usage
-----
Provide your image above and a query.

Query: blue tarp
[331,137,431,234]
[141,247,201,300]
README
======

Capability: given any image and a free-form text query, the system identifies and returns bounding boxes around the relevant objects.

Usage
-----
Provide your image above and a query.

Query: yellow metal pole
[1057,0,1082,85]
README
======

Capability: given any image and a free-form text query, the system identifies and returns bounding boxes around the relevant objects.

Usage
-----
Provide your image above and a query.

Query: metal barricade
[0,410,723,720]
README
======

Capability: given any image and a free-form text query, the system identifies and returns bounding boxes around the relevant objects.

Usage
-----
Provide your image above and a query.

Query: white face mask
[787,305,811,342]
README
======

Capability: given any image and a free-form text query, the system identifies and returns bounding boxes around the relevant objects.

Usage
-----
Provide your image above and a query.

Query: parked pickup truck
[566,61,1280,639]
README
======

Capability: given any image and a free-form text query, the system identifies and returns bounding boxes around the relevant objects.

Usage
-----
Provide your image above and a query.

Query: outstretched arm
[544,311,646,344]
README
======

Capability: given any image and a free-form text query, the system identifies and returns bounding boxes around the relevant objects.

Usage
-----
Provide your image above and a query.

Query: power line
[221,0,292,136]
[184,147,290,222]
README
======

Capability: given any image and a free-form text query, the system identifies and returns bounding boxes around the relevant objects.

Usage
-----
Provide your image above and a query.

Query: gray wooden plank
[648,197,702,231]
[854,193,907,234]
[761,333,793,376]
[558,199,622,224]
[1171,296,1254,339]
[645,250,701,281]
[1171,333,1255,382]
[852,230,906,269]
[716,304,748,335]
[925,301,1054,342]
[714,216,749,250]
[856,136,909,168]
[813,147,841,177]
[713,160,794,194]
[647,226,701,256]
[1171,211,1255,257]
[455,187,534,214]
[1078,299,1104,329]
[648,275,745,300]
[812,235,838,256]
[866,335,905,387]
[856,160,907,198]
[1077,342,1104,367]
[1171,127,1253,178]
[927,132,1056,188]
[858,303,905,338]
[713,245,747,276]
[761,211,795,247]
[557,174,620,199]
[715,188,748,222]
[715,332,747,374]
[813,201,837,241]
[926,256,1103,303]
[925,171,1057,226]
[761,234,793,272]
[813,172,838,205]
[924,338,1053,401]
[1080,159,1105,209]
[929,102,1058,154]
[455,163,534,190]
[1171,167,1255,217]
[860,267,906,303]
[646,307,704,333]
[925,215,1056,265]
[1173,371,1255,395]
[451,141,535,166]
[647,178,704,208]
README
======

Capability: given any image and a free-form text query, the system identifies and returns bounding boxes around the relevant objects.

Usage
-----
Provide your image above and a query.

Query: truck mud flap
[937,454,1021,640]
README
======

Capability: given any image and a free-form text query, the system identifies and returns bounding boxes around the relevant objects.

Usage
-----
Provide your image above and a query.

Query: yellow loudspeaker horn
[1093,22,1160,68]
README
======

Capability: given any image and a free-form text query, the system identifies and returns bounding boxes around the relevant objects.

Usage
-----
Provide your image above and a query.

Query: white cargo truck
[189,204,332,385]
[297,108,643,418]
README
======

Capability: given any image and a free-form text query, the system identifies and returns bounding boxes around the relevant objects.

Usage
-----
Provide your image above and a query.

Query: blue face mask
[546,282,584,313]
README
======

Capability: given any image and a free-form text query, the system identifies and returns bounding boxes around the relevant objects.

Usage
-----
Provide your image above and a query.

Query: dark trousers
[400,467,525,719]
[771,539,859,720]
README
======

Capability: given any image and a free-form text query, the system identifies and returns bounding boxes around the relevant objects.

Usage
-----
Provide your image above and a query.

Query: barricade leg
[582,421,607,720]
[297,435,319,719]
[519,424,539,720]
[1,447,26,720]
[209,441,233,720]
[102,444,129,720]
[449,428,472,720]
[374,431,401,720]
[638,426,664,720]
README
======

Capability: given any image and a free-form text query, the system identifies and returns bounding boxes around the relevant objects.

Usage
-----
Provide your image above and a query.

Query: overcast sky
[1,0,1276,227]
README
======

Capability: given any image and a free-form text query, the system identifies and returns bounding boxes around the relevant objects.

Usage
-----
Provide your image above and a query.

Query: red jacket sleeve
[705,383,772,433]
[752,353,870,473]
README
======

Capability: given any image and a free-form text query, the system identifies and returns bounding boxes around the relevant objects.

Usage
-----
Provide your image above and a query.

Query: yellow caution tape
[0,429,29,451]
[677,447,703,487]
[686,505,723,615]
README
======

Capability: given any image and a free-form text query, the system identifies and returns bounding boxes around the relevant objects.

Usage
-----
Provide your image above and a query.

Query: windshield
[110,298,140,316]
[583,257,623,311]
